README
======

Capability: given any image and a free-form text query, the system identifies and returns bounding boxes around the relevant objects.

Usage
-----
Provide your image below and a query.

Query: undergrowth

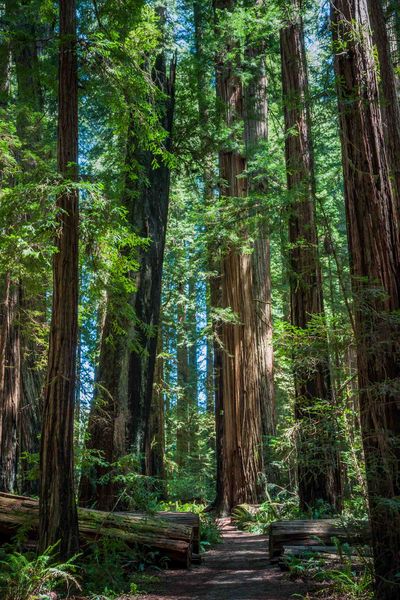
[0,543,80,600]
[285,539,373,600]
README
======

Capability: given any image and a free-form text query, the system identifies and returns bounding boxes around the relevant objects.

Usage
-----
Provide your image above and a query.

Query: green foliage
[285,538,373,600]
[80,537,160,598]
[232,487,300,534]
[0,545,80,600]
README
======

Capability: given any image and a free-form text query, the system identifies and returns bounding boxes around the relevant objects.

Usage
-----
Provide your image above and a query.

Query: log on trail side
[121,510,201,555]
[0,493,193,567]
[269,519,371,559]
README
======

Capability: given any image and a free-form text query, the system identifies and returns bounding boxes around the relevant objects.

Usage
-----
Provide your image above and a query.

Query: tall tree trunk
[214,0,263,514]
[367,0,400,205]
[39,0,79,558]
[0,1,20,495]
[0,277,20,492]
[80,51,176,509]
[127,51,176,461]
[11,0,45,496]
[243,0,275,478]
[280,0,343,512]
[332,1,400,597]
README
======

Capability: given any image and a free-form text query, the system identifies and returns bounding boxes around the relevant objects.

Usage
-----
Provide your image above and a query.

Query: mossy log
[0,493,193,567]
[269,519,371,559]
[122,511,200,555]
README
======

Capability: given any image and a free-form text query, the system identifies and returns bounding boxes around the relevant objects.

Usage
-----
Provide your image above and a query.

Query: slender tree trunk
[39,0,79,558]
[214,0,263,514]
[280,0,343,512]
[332,1,400,596]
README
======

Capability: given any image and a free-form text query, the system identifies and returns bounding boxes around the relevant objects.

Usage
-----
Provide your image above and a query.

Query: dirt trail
[136,519,311,600]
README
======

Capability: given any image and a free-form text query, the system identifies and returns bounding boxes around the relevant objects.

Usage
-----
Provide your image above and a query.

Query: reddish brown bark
[367,0,400,206]
[214,0,263,514]
[243,6,275,475]
[0,277,20,493]
[280,1,342,512]
[39,0,79,557]
[145,331,166,488]
[332,1,400,597]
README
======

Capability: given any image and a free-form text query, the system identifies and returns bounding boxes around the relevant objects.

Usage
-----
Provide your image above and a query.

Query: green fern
[0,544,80,600]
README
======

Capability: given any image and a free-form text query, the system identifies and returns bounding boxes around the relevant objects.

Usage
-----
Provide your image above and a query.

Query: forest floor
[128,519,315,600]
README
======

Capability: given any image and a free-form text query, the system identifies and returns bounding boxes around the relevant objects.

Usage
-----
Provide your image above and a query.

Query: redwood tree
[332,0,400,596]
[244,0,275,475]
[80,50,176,509]
[214,0,263,514]
[280,0,342,512]
[39,0,79,557]
[367,0,400,206]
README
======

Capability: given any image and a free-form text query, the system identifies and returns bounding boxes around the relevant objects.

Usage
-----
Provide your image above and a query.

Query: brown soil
[131,519,313,600]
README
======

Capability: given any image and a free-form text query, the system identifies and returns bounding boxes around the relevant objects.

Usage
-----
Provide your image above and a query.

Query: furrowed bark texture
[12,0,45,496]
[367,0,400,206]
[214,0,263,515]
[0,277,20,493]
[280,2,342,512]
[243,0,275,476]
[127,52,176,460]
[80,52,176,510]
[39,0,79,558]
[145,331,166,486]
[332,1,400,597]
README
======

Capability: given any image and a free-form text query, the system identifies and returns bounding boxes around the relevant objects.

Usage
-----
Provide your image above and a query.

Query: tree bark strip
[280,0,343,512]
[332,1,400,597]
[39,0,80,558]
[214,0,263,514]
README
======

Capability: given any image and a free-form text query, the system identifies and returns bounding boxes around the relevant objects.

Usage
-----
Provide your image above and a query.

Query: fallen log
[0,493,192,567]
[269,519,371,559]
[122,511,200,555]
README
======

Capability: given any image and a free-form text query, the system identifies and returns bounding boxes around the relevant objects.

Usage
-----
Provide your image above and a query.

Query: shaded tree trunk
[332,1,400,597]
[80,51,176,509]
[39,0,79,558]
[127,51,176,460]
[280,0,343,512]
[11,0,45,496]
[0,277,20,493]
[0,1,20,495]
[214,0,263,514]
[145,330,166,490]
[367,0,400,205]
